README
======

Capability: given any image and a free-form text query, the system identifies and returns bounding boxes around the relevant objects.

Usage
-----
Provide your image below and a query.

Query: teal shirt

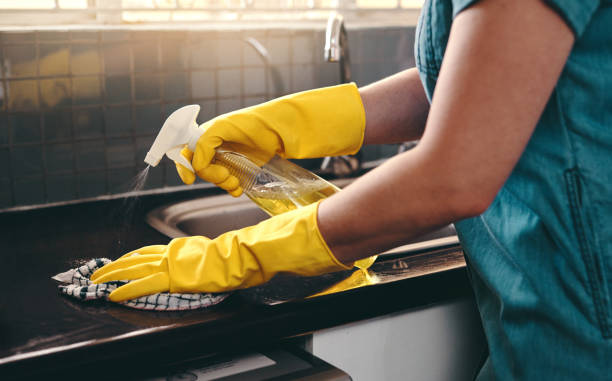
[415,1,612,379]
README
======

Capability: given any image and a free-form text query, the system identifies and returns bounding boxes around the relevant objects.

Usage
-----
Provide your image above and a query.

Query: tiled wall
[0,26,415,209]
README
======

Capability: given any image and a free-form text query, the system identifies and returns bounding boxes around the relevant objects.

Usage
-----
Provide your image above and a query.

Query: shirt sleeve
[451,0,600,38]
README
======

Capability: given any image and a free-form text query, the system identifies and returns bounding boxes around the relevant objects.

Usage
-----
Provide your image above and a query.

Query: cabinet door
[312,297,486,381]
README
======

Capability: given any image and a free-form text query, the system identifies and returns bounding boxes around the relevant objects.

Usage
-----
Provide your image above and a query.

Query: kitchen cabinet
[311,297,486,381]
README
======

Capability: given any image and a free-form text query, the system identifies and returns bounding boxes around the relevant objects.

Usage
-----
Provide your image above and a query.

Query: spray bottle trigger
[166,146,194,173]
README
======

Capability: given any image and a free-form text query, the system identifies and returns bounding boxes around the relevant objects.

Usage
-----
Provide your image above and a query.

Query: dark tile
[78,171,106,198]
[161,40,189,71]
[133,104,161,134]
[0,32,35,44]
[291,64,314,92]
[267,36,290,65]
[38,31,69,42]
[0,148,9,179]
[72,76,101,105]
[243,67,265,96]
[7,80,39,111]
[216,38,242,67]
[363,62,385,85]
[267,65,289,97]
[10,113,41,144]
[76,139,106,171]
[163,102,187,119]
[0,177,12,208]
[13,175,45,205]
[105,75,131,103]
[143,164,163,189]
[162,31,187,40]
[346,30,363,64]
[135,136,155,165]
[361,30,383,63]
[191,70,215,99]
[163,72,188,100]
[43,111,73,142]
[46,173,76,202]
[71,44,101,75]
[383,29,401,62]
[135,158,150,173]
[244,96,266,107]
[217,98,241,114]
[134,75,160,101]
[40,77,71,108]
[11,145,43,176]
[217,69,241,97]
[71,31,99,41]
[165,165,184,187]
[132,42,159,73]
[0,116,7,145]
[381,61,400,78]
[315,63,340,88]
[103,44,131,75]
[130,31,158,41]
[104,105,132,136]
[45,143,74,173]
[108,166,135,193]
[4,45,37,77]
[197,100,217,123]
[190,37,217,69]
[351,63,365,87]
[106,137,134,168]
[39,45,70,76]
[0,46,4,81]
[291,33,314,64]
[73,107,104,139]
[102,30,130,42]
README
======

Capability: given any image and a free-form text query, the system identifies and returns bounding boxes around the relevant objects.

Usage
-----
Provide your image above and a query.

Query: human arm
[360,67,430,145]
[319,0,576,264]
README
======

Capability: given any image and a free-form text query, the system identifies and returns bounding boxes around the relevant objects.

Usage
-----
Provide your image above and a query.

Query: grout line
[128,33,138,184]
[35,30,49,204]
[156,32,166,188]
[98,29,110,196]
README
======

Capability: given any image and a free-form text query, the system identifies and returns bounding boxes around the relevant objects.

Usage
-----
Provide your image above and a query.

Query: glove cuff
[311,201,354,271]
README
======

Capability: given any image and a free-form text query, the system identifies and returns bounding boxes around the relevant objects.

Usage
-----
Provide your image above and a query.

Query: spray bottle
[145,105,376,269]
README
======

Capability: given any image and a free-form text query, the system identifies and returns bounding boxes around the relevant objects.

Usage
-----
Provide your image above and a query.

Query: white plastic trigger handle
[166,146,195,173]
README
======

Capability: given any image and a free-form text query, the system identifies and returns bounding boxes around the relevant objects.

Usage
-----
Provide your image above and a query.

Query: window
[0,0,424,25]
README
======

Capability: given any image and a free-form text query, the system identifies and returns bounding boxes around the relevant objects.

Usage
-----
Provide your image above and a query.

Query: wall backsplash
[0,25,415,209]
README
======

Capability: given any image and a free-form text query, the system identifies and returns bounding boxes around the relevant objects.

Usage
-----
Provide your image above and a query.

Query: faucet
[324,12,351,84]
[321,12,360,177]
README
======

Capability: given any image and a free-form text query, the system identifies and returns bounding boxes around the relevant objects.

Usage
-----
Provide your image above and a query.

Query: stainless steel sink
[146,181,459,257]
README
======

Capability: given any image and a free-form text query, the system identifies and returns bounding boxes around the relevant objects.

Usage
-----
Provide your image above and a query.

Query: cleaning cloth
[53,258,230,311]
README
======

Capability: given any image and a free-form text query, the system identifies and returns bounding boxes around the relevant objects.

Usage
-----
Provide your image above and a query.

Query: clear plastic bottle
[214,150,377,270]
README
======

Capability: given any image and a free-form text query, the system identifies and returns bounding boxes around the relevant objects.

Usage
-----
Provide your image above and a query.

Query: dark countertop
[0,186,471,380]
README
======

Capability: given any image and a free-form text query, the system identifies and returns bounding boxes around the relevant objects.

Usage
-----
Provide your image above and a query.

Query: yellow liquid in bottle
[246,180,377,270]
[247,181,339,215]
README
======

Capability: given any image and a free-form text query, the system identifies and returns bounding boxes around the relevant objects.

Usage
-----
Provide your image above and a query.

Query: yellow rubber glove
[175,83,366,193]
[91,202,352,301]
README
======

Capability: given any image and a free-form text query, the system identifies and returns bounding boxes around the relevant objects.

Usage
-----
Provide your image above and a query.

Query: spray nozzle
[144,105,204,172]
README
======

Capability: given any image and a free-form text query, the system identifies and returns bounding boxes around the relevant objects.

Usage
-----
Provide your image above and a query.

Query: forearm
[318,145,472,263]
[319,0,574,265]
[360,68,430,145]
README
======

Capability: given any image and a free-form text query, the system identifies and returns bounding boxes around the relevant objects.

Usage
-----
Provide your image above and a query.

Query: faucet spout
[324,12,351,84]
[321,12,359,176]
